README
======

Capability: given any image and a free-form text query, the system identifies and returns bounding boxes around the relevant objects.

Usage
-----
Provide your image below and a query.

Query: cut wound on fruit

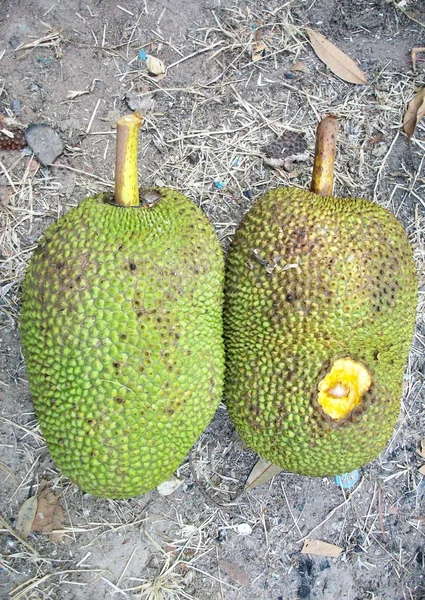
[317,358,372,420]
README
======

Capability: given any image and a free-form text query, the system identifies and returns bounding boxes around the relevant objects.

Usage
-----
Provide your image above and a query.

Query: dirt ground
[1,0,425,599]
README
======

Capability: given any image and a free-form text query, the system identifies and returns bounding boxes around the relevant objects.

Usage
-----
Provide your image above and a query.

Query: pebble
[24,123,65,166]
[235,522,252,535]
[9,36,20,49]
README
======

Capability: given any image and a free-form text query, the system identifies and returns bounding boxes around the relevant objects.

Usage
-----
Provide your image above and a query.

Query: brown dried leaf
[291,60,309,73]
[31,481,65,542]
[146,55,166,75]
[15,496,38,539]
[306,28,367,85]
[218,559,251,586]
[301,539,343,558]
[252,40,268,62]
[244,457,283,491]
[419,465,425,476]
[403,88,425,140]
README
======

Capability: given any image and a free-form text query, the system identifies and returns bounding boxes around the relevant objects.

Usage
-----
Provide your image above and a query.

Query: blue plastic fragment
[213,180,224,189]
[232,157,241,167]
[334,470,360,489]
[138,49,147,61]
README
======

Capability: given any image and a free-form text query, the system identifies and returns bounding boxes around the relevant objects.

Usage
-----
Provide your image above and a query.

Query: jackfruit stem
[310,115,338,197]
[115,112,143,206]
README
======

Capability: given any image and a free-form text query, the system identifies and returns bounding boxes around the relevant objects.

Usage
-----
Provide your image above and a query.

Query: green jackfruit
[21,147,224,498]
[224,181,417,477]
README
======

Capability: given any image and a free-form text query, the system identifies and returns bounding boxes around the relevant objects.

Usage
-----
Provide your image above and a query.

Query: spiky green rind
[224,187,417,476]
[21,189,224,498]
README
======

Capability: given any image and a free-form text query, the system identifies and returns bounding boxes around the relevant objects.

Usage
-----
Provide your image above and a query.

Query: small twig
[297,479,364,542]
[411,47,425,73]
[167,41,225,70]
[51,163,114,186]
[188,452,243,520]
[377,486,388,542]
[373,130,400,201]
[86,98,102,134]
[391,2,425,29]
[0,159,17,192]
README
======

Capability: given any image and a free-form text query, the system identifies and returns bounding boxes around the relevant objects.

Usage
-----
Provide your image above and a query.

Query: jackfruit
[224,116,417,476]
[20,113,224,498]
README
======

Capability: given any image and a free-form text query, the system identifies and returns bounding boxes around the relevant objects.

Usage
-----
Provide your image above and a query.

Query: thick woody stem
[114,112,143,206]
[310,115,338,197]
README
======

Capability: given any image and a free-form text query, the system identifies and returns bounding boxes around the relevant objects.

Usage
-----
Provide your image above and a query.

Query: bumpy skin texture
[224,188,417,476]
[21,189,224,498]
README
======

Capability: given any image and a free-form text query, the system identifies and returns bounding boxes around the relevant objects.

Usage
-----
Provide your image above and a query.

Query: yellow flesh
[318,358,372,420]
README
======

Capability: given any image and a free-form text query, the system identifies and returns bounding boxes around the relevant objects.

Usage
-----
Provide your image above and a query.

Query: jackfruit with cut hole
[20,188,224,498]
[224,187,417,476]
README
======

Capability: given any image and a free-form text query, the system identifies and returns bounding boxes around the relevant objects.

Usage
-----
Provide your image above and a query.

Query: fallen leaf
[218,559,250,586]
[157,476,184,496]
[252,41,268,62]
[15,496,38,539]
[301,538,343,558]
[146,55,166,76]
[306,28,367,85]
[31,481,65,542]
[417,439,425,459]
[403,88,425,140]
[291,60,309,73]
[244,457,283,491]
[419,465,425,476]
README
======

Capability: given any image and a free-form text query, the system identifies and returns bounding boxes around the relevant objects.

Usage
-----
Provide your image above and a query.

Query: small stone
[235,523,252,535]
[125,92,154,113]
[24,123,65,166]
[9,36,20,49]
